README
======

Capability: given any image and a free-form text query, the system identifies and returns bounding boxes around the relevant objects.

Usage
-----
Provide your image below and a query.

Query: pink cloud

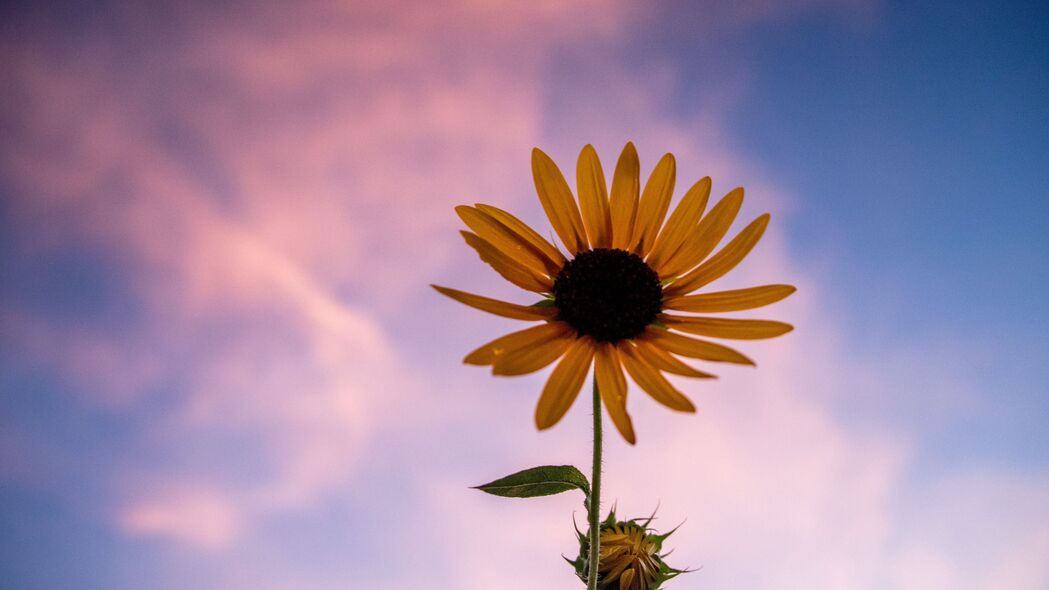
[886,470,1049,590]
[0,0,638,552]
[120,485,242,549]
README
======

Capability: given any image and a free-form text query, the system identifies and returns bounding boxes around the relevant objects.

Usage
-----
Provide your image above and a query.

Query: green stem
[587,378,602,590]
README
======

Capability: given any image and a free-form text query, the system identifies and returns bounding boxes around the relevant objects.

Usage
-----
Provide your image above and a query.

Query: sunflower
[434,143,795,444]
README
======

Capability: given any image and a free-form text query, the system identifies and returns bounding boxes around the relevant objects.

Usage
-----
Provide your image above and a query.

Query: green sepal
[572,513,587,542]
[649,521,684,547]
[532,298,557,308]
[473,465,590,498]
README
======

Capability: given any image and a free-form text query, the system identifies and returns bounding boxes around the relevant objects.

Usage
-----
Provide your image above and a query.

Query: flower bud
[566,507,689,590]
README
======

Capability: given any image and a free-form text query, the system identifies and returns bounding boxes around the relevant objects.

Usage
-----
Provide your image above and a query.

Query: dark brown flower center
[552,248,662,343]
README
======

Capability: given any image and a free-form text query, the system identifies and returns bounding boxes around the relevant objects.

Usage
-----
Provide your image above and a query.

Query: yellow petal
[609,142,640,250]
[463,322,572,365]
[594,343,636,444]
[455,205,553,278]
[492,333,572,375]
[532,148,588,255]
[474,203,565,274]
[633,338,716,378]
[662,315,794,339]
[665,213,770,297]
[432,285,557,321]
[460,231,552,293]
[663,284,796,312]
[619,342,696,412]
[646,177,711,271]
[659,187,744,278]
[619,568,635,590]
[535,336,595,430]
[629,152,675,256]
[576,144,612,249]
[642,328,754,365]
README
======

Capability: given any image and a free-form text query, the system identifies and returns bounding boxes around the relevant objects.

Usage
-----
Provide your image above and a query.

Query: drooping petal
[492,334,572,375]
[646,177,711,271]
[662,315,794,339]
[460,231,551,293]
[532,148,588,255]
[619,342,696,412]
[474,203,565,274]
[664,213,770,297]
[463,322,572,365]
[659,187,744,278]
[432,285,557,321]
[642,328,755,365]
[456,205,553,278]
[633,338,716,378]
[663,284,796,312]
[576,144,612,249]
[535,336,595,430]
[594,342,636,444]
[609,142,640,250]
[629,152,675,256]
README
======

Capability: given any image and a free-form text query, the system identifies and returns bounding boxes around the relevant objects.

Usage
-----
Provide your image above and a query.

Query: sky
[1,0,1047,589]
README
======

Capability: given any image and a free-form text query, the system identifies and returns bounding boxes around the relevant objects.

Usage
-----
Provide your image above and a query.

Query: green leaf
[473,465,590,498]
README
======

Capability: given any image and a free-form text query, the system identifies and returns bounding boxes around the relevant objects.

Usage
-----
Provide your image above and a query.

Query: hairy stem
[587,378,602,590]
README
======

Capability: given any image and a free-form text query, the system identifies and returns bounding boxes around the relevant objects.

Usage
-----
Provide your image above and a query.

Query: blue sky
[724,0,1049,467]
[2,1,1048,588]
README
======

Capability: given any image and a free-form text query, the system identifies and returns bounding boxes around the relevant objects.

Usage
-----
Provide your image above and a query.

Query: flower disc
[552,248,662,343]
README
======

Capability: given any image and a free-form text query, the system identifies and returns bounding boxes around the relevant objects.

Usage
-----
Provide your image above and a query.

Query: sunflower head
[567,507,690,590]
[434,143,796,444]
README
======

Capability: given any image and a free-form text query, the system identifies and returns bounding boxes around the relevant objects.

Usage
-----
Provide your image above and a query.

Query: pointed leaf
[474,465,590,498]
